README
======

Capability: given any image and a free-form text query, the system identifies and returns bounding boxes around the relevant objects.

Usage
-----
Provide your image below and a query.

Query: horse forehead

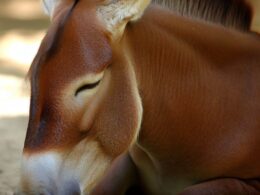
[37,16,110,80]
[55,27,111,72]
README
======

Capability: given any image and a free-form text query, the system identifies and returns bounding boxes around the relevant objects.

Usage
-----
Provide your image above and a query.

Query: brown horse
[17,0,260,194]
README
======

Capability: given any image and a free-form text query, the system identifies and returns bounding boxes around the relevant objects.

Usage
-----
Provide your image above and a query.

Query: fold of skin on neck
[120,5,260,194]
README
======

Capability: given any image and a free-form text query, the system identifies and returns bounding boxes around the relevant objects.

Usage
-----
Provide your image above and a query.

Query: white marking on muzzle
[20,152,63,194]
[19,139,112,194]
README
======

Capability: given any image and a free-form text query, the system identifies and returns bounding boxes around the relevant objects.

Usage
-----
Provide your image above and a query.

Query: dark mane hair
[152,0,253,31]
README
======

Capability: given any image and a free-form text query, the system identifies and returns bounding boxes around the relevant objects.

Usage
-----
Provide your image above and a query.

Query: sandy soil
[0,0,259,194]
[0,0,48,193]
[0,116,28,194]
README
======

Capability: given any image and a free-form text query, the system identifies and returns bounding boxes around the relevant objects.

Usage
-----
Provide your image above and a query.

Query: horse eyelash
[75,80,101,96]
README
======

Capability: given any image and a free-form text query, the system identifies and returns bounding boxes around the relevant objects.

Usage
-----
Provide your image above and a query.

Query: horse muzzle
[16,152,82,195]
[17,139,112,195]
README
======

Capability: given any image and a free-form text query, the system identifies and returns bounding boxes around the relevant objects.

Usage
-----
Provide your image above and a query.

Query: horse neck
[122,5,260,139]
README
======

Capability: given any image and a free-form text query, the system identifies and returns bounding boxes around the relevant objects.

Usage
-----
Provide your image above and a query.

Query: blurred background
[0,0,259,194]
[0,0,49,193]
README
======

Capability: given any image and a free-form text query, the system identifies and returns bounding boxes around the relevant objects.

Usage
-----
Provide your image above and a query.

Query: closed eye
[75,80,101,96]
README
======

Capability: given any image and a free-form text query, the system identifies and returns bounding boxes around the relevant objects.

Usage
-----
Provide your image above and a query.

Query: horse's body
[17,0,260,194]
[125,5,260,194]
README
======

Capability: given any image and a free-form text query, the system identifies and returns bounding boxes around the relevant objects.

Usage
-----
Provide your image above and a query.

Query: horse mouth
[16,152,81,195]
[18,139,112,195]
[15,180,81,195]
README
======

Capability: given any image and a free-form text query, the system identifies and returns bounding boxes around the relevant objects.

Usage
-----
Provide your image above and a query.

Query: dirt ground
[0,0,48,193]
[0,0,259,194]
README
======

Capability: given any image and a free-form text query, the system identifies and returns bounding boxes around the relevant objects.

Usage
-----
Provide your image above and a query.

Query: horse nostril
[59,180,81,195]
[14,190,54,195]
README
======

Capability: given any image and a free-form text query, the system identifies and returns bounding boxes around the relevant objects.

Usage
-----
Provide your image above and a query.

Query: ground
[0,0,259,194]
[0,0,48,193]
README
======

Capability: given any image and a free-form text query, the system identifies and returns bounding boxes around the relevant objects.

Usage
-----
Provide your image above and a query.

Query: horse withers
[17,0,260,194]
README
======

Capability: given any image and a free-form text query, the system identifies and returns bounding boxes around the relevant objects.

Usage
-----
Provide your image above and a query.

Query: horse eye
[75,80,101,96]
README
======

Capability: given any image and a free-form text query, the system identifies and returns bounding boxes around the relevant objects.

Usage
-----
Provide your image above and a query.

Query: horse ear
[42,0,61,18]
[98,0,151,39]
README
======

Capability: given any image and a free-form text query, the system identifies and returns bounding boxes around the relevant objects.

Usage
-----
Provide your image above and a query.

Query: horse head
[18,0,148,194]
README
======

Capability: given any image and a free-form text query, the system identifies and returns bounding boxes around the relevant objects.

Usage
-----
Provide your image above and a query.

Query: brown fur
[124,5,260,194]
[18,0,260,194]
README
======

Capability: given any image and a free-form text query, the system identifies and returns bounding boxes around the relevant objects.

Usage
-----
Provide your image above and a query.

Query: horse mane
[28,0,253,82]
[152,0,253,31]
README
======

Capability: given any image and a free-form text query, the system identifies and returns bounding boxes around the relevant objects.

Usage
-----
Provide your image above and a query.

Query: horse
[17,0,260,194]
